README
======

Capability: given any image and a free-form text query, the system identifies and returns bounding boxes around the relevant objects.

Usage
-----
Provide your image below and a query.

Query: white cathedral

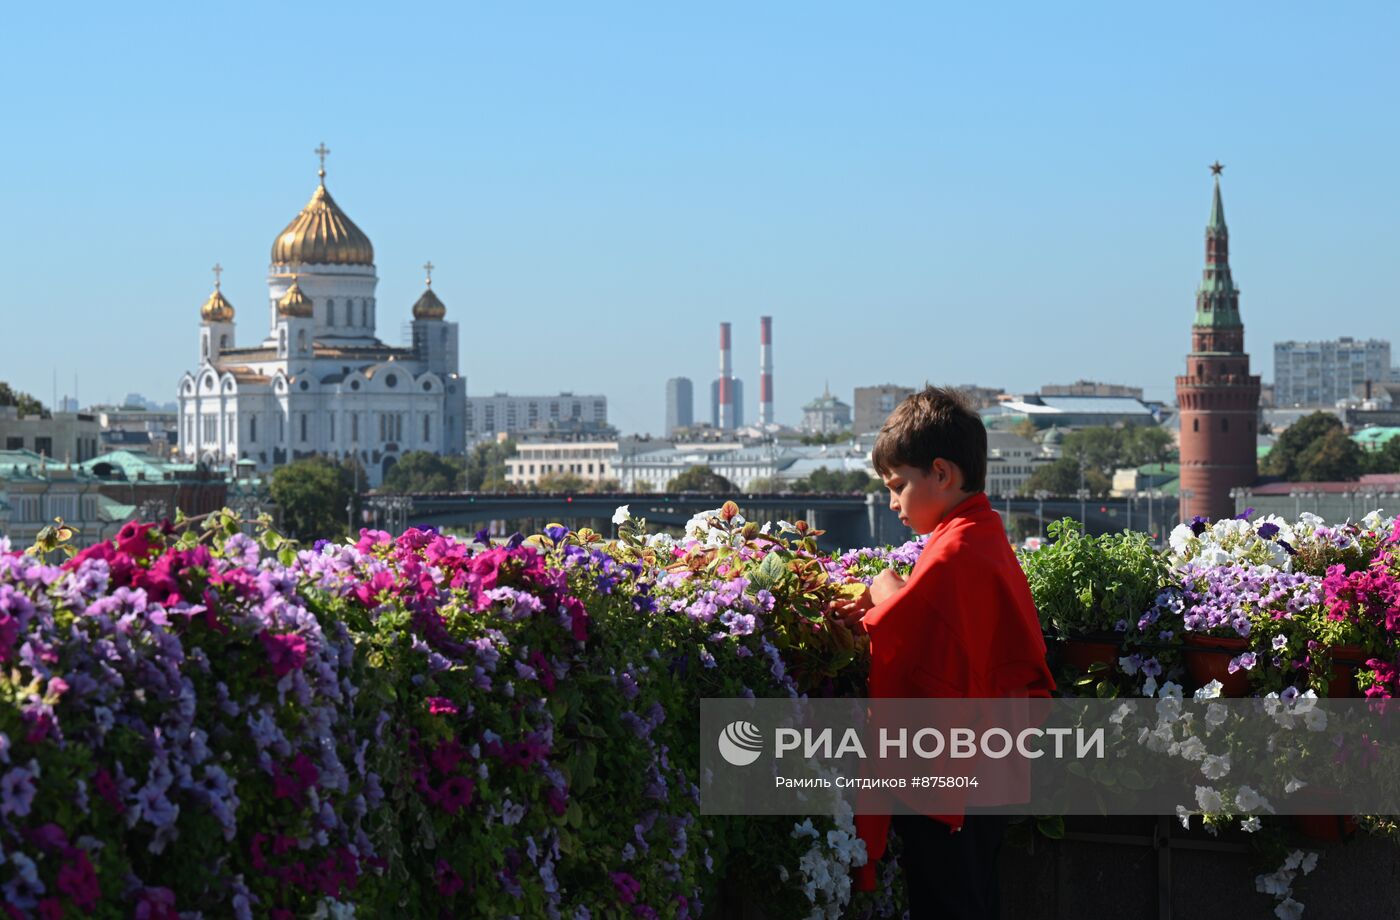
[178,149,466,487]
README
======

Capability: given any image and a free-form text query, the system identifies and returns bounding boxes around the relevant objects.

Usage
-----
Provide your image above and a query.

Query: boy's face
[881,460,965,535]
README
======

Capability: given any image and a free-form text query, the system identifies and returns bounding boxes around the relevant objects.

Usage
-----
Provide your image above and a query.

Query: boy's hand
[827,585,873,629]
[870,569,907,605]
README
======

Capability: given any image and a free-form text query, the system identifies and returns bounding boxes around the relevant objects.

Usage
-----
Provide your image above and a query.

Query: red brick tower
[1176,163,1261,523]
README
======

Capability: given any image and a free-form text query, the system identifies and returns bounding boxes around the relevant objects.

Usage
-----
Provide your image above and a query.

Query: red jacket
[853,492,1054,891]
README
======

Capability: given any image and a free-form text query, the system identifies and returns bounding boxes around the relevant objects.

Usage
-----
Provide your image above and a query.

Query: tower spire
[1195,162,1239,328]
[1207,161,1226,231]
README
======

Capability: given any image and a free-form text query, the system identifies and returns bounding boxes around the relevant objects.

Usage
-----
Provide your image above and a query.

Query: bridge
[364,492,1186,551]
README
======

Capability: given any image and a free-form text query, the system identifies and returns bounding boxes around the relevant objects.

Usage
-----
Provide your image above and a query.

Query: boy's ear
[931,458,965,490]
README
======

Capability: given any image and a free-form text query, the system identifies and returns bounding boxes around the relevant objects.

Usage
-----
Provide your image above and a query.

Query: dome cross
[314,142,331,179]
[212,262,223,289]
[423,261,435,286]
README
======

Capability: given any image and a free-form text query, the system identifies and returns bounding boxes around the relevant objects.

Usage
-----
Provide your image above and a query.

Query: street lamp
[1033,489,1050,540]
[1176,489,1194,532]
[1075,488,1090,529]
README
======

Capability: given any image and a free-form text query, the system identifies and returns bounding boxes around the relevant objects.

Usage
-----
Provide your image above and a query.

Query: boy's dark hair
[871,386,987,492]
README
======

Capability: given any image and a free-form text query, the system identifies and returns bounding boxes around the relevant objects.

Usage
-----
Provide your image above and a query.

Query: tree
[380,451,465,493]
[666,465,735,493]
[1261,412,1345,480]
[270,457,353,540]
[1365,436,1400,475]
[1010,418,1040,441]
[537,471,588,493]
[747,476,786,493]
[1296,428,1363,482]
[799,430,854,446]
[1019,457,1113,497]
[465,439,517,491]
[0,382,47,418]
[790,467,876,493]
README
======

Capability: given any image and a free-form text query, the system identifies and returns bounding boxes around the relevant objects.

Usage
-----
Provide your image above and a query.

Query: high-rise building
[710,378,745,429]
[853,385,914,435]
[1272,338,1391,408]
[665,377,694,435]
[465,392,608,442]
[1175,164,1261,524]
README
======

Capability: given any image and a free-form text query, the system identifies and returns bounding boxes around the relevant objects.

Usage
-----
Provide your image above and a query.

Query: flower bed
[0,502,1397,918]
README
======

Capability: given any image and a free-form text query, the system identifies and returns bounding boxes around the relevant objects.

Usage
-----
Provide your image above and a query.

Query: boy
[830,386,1054,918]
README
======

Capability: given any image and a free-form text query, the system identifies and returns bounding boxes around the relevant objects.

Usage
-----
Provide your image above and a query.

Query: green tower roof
[1194,166,1241,328]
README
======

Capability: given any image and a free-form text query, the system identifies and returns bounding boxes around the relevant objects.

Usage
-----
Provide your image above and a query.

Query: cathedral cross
[212,262,223,289]
[315,143,331,177]
[423,261,435,285]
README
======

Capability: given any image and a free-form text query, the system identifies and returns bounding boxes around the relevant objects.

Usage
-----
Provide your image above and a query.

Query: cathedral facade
[178,152,466,487]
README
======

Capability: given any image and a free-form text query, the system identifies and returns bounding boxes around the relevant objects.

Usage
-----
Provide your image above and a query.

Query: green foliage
[1295,428,1363,481]
[0,381,47,418]
[537,471,588,493]
[1019,425,1171,496]
[464,438,517,491]
[1365,435,1400,475]
[1261,412,1346,480]
[1021,519,1173,636]
[380,450,465,493]
[666,465,735,493]
[1020,457,1113,497]
[269,456,353,540]
[788,466,877,494]
[798,430,854,446]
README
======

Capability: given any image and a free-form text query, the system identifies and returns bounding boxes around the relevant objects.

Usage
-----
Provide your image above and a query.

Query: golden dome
[412,287,447,320]
[200,287,235,323]
[271,169,374,267]
[277,277,313,318]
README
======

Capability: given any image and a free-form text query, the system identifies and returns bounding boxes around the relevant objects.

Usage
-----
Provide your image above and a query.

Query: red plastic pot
[1058,636,1121,672]
[1324,644,1367,699]
[1183,633,1250,696]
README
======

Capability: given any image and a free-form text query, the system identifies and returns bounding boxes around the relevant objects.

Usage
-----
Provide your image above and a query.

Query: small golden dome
[277,277,313,318]
[270,170,374,267]
[412,287,446,320]
[200,287,235,323]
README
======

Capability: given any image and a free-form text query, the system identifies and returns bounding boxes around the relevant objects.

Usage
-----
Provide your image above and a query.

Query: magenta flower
[426,696,459,716]
[260,631,309,678]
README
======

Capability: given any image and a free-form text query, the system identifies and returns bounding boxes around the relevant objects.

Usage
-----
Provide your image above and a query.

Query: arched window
[1197,363,1204,377]
[278,329,287,355]
[250,416,257,443]
[1193,418,1200,433]
[327,299,336,326]
[297,329,307,353]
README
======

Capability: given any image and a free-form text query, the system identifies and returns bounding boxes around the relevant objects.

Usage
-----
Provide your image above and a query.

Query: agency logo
[717,720,764,766]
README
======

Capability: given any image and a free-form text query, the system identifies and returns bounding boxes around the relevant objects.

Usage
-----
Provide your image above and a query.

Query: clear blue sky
[2,2,1396,435]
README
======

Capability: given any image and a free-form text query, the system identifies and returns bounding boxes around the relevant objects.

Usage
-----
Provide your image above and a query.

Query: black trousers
[891,813,1009,920]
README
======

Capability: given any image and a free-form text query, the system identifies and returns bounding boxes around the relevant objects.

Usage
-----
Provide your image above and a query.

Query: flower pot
[1182,634,1251,696]
[1324,644,1367,699]
[1293,813,1358,843]
[1058,636,1121,672]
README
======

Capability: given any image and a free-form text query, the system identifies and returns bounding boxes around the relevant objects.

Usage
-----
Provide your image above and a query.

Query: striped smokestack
[759,315,773,425]
[718,322,733,429]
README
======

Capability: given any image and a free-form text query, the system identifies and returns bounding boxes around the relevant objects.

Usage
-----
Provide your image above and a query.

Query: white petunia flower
[611,505,631,525]
[1195,785,1224,813]
[1201,753,1231,780]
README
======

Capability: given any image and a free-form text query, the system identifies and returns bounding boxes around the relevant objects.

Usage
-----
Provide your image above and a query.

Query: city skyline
[3,3,1398,436]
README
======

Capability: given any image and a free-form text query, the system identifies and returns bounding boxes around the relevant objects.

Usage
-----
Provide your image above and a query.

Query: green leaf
[1036,815,1066,839]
